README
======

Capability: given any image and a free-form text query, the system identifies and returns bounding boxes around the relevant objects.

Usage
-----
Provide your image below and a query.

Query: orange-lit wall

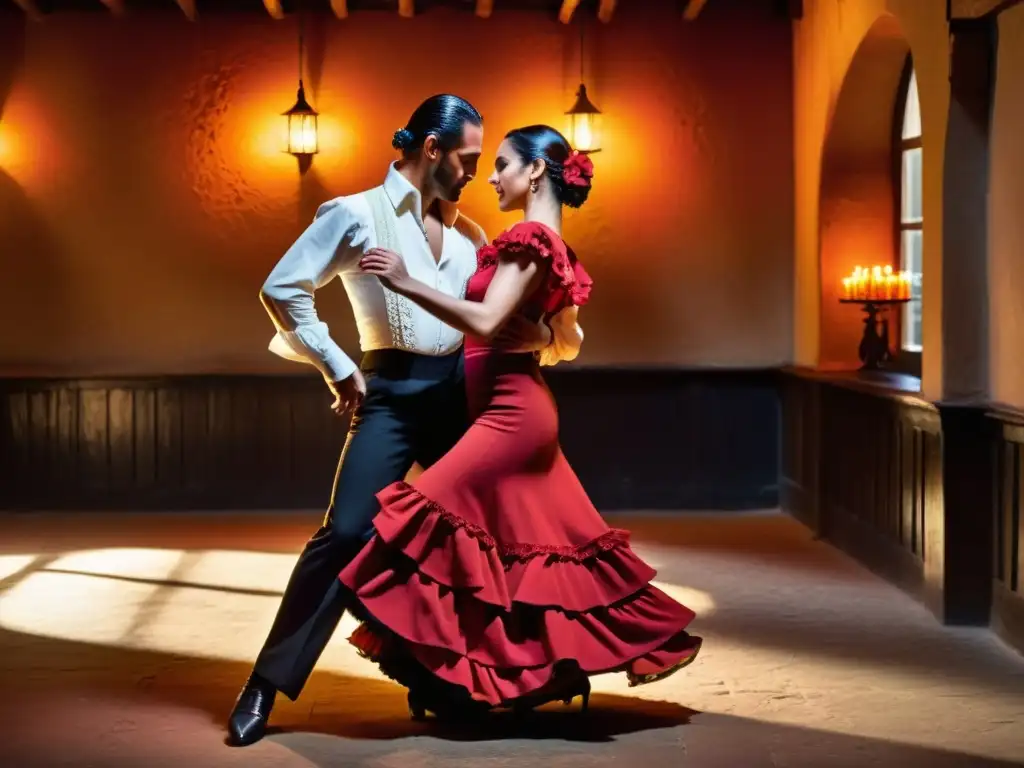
[794,0,1024,406]
[989,3,1024,409]
[792,0,949,398]
[816,15,909,369]
[0,3,794,376]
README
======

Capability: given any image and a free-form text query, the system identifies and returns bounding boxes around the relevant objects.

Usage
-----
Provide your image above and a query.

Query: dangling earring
[530,180,539,194]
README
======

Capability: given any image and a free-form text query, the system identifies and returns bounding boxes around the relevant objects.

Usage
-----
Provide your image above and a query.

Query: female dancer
[340,125,702,718]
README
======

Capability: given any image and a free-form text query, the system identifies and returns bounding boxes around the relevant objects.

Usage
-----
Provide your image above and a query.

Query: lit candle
[871,266,883,301]
[885,274,896,300]
[842,277,852,300]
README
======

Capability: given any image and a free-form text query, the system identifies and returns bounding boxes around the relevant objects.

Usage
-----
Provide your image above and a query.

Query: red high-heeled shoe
[559,676,591,713]
[408,690,491,722]
[511,671,591,715]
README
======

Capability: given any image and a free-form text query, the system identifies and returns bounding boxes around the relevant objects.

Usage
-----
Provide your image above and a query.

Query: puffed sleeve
[494,221,592,312]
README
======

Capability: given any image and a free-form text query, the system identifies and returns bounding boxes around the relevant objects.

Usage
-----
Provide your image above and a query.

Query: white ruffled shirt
[261,164,583,382]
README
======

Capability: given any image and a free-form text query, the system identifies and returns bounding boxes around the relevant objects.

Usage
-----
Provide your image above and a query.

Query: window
[898,62,923,354]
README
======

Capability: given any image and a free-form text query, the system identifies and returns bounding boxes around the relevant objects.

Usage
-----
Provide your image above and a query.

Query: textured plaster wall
[816,15,909,370]
[793,0,950,397]
[989,3,1024,409]
[0,3,793,376]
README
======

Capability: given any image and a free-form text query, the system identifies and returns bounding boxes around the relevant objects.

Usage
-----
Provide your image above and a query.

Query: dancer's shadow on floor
[267,688,698,744]
[423,699,698,743]
[5,629,1024,768]
[0,626,695,748]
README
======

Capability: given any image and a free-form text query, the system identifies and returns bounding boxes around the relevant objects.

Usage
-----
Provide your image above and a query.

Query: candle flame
[840,264,910,302]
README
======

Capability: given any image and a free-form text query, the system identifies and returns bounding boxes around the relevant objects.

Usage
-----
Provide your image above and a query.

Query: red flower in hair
[562,151,594,188]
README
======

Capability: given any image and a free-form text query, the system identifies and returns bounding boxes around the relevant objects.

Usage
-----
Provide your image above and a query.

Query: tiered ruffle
[339,482,700,707]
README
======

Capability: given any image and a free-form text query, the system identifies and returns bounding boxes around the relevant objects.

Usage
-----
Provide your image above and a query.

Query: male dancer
[228,94,582,746]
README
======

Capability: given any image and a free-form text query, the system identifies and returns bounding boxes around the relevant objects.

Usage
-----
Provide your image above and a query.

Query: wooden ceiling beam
[557,0,582,24]
[11,0,43,21]
[174,0,197,21]
[262,0,284,20]
[330,0,348,18]
[682,0,708,21]
[475,0,493,18]
[597,0,616,23]
[99,0,125,16]
[950,0,1023,18]
[398,0,414,17]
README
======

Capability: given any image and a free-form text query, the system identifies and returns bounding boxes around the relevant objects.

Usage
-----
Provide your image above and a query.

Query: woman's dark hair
[392,94,483,155]
[504,125,591,209]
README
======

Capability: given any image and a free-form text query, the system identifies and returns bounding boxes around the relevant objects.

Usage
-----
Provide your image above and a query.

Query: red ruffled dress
[338,221,701,712]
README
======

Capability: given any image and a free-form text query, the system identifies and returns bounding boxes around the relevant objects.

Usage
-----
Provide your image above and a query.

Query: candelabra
[840,266,912,371]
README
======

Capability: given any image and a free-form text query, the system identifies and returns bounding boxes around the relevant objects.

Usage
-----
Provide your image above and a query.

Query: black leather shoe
[227,677,277,747]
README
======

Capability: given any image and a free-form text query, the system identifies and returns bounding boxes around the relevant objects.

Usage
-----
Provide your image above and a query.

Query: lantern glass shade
[566,83,601,154]
[283,81,318,156]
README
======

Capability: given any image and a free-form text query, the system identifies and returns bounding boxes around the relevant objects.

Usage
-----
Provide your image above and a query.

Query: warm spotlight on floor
[0,547,716,691]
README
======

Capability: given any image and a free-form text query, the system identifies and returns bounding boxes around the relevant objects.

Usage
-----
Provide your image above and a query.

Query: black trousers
[253,348,468,700]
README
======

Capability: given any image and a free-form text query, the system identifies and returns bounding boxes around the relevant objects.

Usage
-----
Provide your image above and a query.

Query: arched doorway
[818,15,913,371]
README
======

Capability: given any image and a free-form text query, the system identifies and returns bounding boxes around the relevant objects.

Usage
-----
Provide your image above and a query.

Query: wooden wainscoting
[0,375,347,511]
[783,369,1019,644]
[779,367,820,531]
[548,368,780,511]
[782,369,943,610]
[0,368,780,513]
[991,406,1024,655]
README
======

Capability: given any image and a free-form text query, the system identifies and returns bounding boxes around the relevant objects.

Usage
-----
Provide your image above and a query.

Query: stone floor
[1,510,1023,768]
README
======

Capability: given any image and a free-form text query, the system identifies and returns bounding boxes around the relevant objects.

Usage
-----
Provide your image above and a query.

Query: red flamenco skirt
[338,352,701,709]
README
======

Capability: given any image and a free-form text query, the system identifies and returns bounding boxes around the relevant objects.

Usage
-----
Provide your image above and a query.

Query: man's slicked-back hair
[391,94,483,155]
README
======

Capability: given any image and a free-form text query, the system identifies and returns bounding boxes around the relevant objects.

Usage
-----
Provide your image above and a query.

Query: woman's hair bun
[392,128,415,150]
